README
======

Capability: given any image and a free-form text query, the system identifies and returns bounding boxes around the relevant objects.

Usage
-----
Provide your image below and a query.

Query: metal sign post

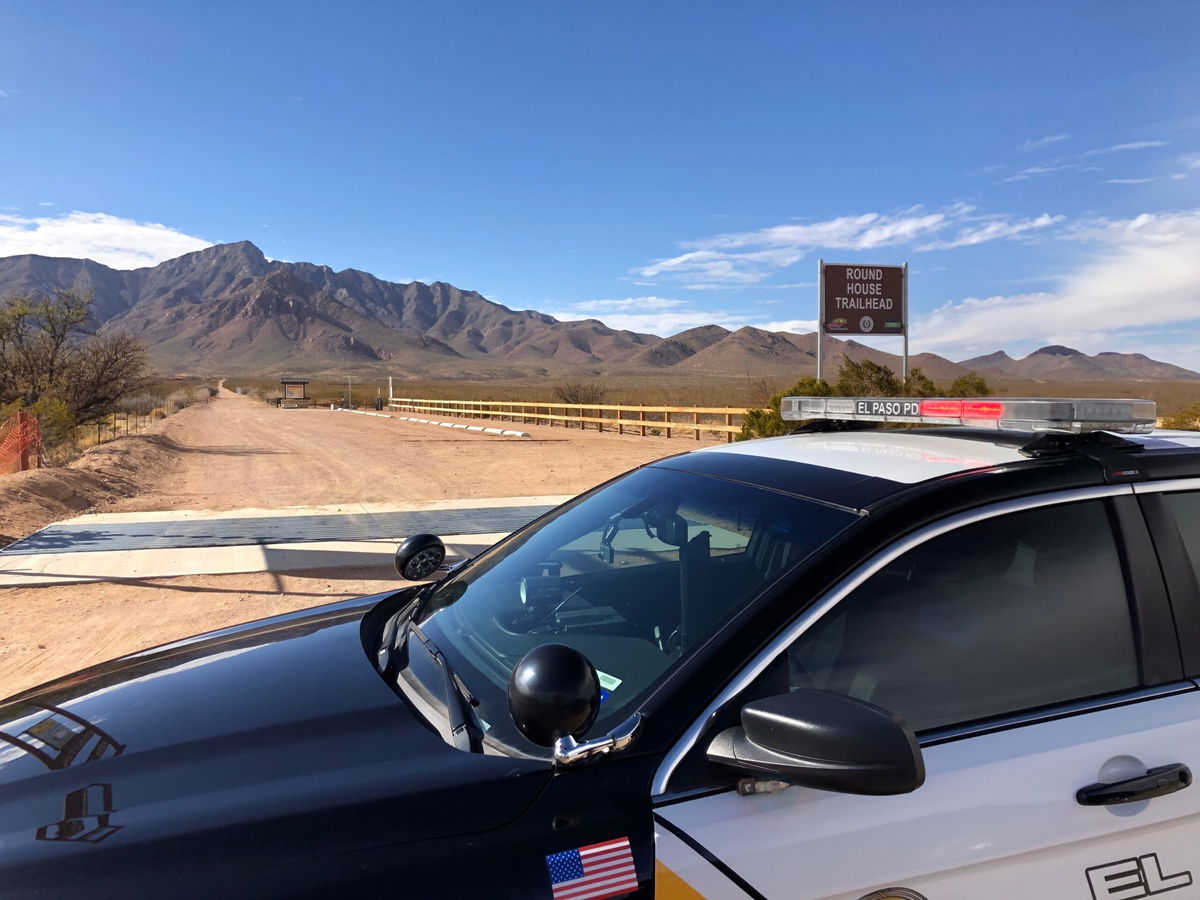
[902,261,909,382]
[816,259,825,382]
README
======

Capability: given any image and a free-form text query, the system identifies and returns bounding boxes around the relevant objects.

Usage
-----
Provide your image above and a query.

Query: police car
[3,396,1200,900]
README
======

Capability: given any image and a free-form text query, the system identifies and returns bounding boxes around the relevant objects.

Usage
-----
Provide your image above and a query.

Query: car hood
[0,591,550,889]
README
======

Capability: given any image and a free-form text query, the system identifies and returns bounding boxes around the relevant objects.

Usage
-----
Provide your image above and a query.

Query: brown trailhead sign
[822,264,905,335]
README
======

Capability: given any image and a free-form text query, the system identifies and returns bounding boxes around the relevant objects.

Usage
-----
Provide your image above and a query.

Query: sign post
[817,261,908,382]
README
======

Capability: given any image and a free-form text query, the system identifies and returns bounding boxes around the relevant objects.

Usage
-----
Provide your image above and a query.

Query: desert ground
[0,389,703,697]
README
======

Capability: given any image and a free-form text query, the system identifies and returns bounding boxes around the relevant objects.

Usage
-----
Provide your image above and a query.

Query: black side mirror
[394,533,446,581]
[507,644,600,748]
[707,689,925,796]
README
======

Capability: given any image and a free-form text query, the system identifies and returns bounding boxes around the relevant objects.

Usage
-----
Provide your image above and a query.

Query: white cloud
[637,203,1070,287]
[36,201,56,207]
[0,211,211,268]
[1003,161,1101,182]
[914,210,1200,366]
[761,318,819,333]
[573,296,688,313]
[1019,133,1069,152]
[1081,140,1169,157]
[0,89,12,99]
[917,213,1063,250]
[637,204,983,285]
[1103,178,1154,184]
[547,297,774,337]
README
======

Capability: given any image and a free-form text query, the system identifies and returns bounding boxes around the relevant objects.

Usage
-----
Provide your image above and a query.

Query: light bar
[779,396,1158,434]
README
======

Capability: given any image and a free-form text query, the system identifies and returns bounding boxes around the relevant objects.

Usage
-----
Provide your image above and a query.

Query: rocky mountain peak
[1031,345,1083,357]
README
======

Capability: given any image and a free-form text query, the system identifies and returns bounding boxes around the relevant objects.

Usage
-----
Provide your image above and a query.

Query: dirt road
[0,390,721,697]
[109,388,691,513]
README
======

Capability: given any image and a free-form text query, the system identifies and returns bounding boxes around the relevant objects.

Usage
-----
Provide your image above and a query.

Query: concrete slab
[2,504,559,555]
[37,496,574,527]
[0,532,509,587]
[0,494,574,588]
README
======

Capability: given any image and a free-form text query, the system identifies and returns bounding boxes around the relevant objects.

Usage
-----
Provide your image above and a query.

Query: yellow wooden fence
[387,397,749,441]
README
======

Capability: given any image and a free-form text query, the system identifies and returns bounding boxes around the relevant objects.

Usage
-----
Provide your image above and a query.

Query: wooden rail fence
[387,397,749,442]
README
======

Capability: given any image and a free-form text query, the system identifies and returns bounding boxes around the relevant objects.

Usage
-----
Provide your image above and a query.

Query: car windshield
[410,465,857,755]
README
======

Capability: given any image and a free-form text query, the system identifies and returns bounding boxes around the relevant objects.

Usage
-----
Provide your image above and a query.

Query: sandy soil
[0,567,404,698]
[0,389,717,697]
[105,388,692,514]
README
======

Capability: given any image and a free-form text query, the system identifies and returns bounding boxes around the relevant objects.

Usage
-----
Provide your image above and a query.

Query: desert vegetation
[1163,402,1200,430]
[0,290,219,463]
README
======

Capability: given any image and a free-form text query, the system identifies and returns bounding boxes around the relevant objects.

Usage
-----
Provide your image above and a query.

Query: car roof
[650,427,1200,513]
[699,429,1026,484]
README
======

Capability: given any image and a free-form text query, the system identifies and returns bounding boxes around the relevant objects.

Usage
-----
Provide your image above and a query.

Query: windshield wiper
[405,620,481,752]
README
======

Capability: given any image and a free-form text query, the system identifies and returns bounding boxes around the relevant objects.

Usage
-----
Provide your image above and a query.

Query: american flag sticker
[545,836,638,900]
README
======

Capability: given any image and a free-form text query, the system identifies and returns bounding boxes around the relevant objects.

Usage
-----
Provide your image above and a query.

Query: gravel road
[110,388,693,513]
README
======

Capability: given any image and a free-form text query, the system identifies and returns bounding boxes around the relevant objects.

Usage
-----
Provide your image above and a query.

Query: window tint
[785,500,1139,732]
[1162,491,1200,588]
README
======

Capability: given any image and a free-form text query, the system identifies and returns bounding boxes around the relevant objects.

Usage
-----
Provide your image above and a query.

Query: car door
[651,487,1200,900]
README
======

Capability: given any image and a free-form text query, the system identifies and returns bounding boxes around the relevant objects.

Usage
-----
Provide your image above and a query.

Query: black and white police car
[3,396,1200,900]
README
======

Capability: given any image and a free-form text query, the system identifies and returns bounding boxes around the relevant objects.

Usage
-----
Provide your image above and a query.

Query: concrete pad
[48,495,573,527]
[0,532,510,587]
[0,494,573,588]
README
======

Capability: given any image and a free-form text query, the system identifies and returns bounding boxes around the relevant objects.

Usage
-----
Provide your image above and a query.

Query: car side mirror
[394,533,446,581]
[707,689,925,795]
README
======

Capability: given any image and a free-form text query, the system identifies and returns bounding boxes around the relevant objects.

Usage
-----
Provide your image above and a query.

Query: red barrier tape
[0,412,42,475]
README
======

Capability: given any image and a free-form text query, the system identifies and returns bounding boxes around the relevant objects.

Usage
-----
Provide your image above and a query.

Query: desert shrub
[118,394,159,416]
[946,370,992,397]
[902,367,939,398]
[1163,402,1200,430]
[554,379,608,405]
[834,359,902,397]
[738,375,831,440]
[163,389,195,415]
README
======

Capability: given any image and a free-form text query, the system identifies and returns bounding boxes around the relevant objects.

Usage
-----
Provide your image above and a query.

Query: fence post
[726,412,733,443]
[666,411,672,440]
[694,410,700,440]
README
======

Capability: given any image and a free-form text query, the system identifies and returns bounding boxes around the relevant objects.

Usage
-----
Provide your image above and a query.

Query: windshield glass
[412,465,857,755]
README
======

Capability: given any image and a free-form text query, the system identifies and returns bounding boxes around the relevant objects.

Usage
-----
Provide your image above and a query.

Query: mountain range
[0,241,1196,383]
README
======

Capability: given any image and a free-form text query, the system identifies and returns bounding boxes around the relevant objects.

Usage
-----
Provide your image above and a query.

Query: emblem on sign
[859,315,874,332]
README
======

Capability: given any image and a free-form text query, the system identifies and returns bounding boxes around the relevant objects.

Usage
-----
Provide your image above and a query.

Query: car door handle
[1076,764,1193,806]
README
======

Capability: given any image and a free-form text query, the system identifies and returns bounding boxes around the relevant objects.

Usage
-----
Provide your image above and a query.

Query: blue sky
[2,1,1200,366]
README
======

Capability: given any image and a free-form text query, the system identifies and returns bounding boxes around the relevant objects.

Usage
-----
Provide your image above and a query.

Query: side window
[1161,491,1200,586]
[785,500,1140,732]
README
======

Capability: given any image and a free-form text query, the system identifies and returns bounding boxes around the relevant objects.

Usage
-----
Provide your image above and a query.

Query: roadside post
[816,261,908,381]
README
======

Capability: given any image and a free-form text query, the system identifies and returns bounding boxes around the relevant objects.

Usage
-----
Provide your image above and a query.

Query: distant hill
[960,345,1200,381]
[0,241,1196,383]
